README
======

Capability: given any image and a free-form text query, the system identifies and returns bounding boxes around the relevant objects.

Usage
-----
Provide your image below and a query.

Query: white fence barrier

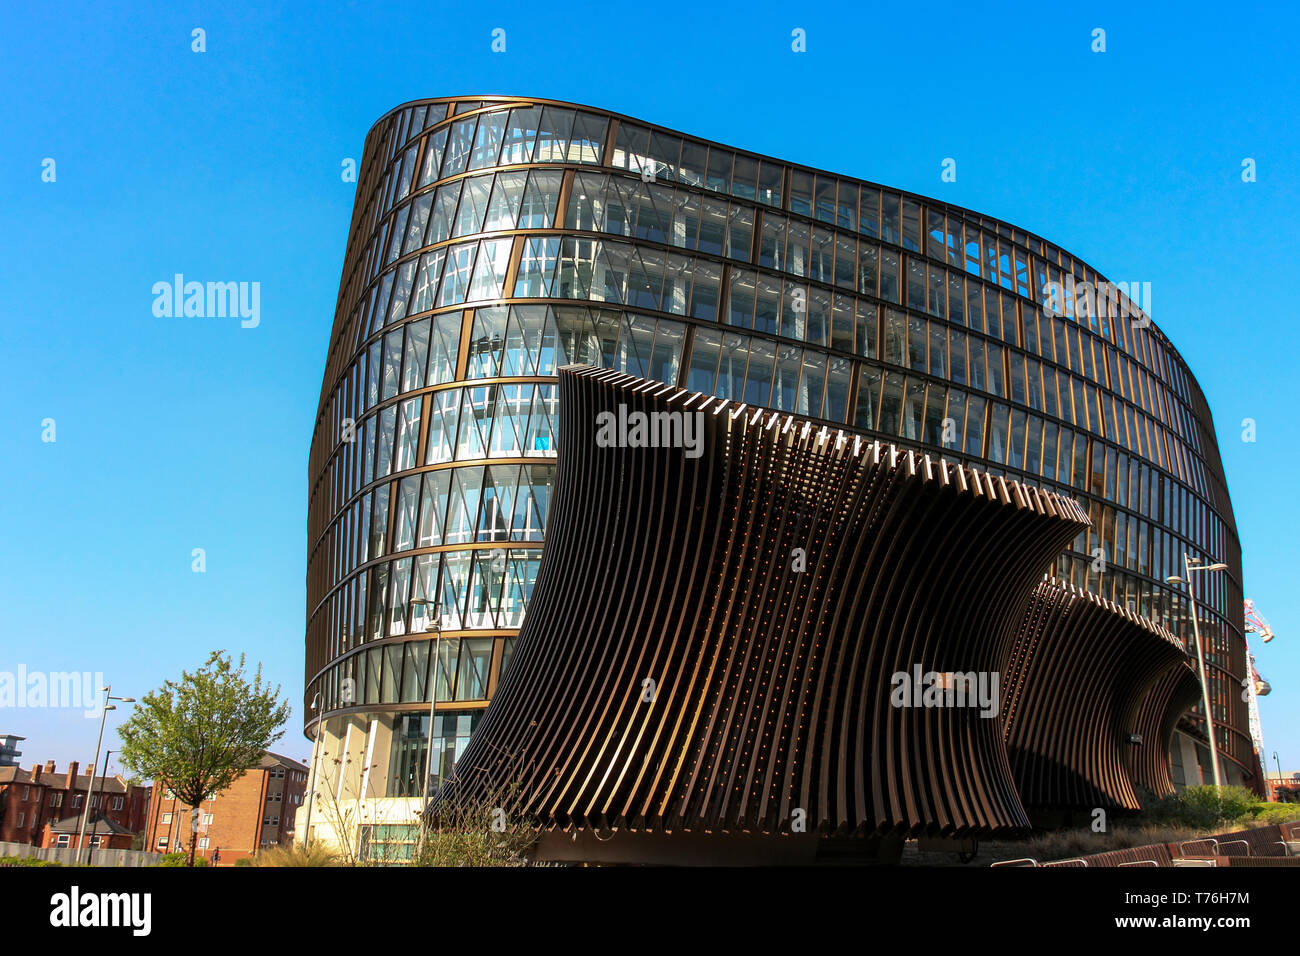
[0,841,163,867]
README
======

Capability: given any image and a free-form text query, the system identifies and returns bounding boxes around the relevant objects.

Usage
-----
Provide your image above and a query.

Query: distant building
[143,752,308,865]
[0,760,150,847]
[0,735,23,767]
[1266,771,1300,803]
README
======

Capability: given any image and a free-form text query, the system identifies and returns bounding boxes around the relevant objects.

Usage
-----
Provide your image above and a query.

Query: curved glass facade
[305,96,1250,793]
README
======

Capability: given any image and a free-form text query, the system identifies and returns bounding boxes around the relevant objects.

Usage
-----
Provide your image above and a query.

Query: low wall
[0,840,163,867]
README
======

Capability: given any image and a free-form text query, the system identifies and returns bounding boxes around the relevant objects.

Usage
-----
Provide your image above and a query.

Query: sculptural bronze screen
[432,366,1096,841]
[1003,578,1200,817]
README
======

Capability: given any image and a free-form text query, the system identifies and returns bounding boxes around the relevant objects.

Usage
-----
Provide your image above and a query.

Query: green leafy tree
[118,651,290,866]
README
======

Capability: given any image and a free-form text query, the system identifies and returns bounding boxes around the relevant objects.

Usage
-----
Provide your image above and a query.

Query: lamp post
[302,693,322,846]
[86,749,114,867]
[409,598,442,855]
[1166,556,1229,791]
[78,686,135,865]
[1274,750,1284,800]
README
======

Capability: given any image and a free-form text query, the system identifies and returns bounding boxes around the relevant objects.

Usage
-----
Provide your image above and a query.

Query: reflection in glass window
[500,106,541,165]
[381,331,403,400]
[429,711,484,784]
[467,238,512,301]
[567,112,606,164]
[430,314,460,385]
[468,111,506,170]
[409,249,445,315]
[467,307,507,377]
[395,397,421,471]
[375,405,397,478]
[441,118,477,177]
[428,182,460,244]
[988,402,1009,464]
[484,171,526,231]
[517,237,559,297]
[387,259,416,325]
[401,320,430,392]
[855,366,882,430]
[799,351,826,417]
[404,194,431,255]
[453,175,493,237]
[418,471,450,548]
[417,127,448,188]
[743,338,774,406]
[455,638,493,698]
[535,107,575,163]
[687,326,721,393]
[439,243,477,306]
[730,154,757,202]
[880,372,903,435]
[388,559,412,638]
[757,161,783,207]
[425,390,460,464]
[879,251,900,303]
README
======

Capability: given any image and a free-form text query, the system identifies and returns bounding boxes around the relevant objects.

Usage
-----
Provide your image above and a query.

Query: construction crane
[1245,599,1275,642]
[1242,599,1276,770]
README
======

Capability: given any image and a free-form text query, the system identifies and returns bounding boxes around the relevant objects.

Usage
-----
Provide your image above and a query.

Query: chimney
[44,760,56,774]
[66,761,79,790]
[32,763,43,783]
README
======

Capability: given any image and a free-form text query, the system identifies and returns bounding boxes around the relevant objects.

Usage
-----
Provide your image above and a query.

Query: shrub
[1253,804,1300,825]
[0,855,62,867]
[414,774,538,867]
[1144,786,1263,829]
[157,852,209,867]
[251,843,342,867]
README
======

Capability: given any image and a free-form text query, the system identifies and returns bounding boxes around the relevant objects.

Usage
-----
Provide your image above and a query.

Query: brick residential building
[143,752,308,865]
[1266,771,1300,803]
[0,760,151,848]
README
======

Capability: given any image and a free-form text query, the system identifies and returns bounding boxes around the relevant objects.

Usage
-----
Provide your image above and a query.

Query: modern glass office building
[302,96,1252,842]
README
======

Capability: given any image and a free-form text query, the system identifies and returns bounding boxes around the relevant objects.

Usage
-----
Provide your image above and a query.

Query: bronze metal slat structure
[432,366,1091,860]
[1001,578,1198,817]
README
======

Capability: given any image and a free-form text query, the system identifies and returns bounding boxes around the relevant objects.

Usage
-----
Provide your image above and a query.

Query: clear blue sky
[1,0,1296,776]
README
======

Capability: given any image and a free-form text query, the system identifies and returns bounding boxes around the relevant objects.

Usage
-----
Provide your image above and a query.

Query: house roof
[262,752,308,773]
[0,767,132,793]
[46,813,134,836]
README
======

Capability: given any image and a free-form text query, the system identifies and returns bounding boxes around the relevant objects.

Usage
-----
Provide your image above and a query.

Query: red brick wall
[1,771,147,848]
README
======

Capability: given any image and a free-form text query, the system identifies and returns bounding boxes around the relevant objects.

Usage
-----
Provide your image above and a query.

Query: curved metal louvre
[1130,662,1204,799]
[1002,578,1197,811]
[434,365,1091,838]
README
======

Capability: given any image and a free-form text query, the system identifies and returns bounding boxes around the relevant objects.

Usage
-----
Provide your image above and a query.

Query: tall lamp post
[86,749,114,867]
[1166,556,1229,790]
[302,693,322,846]
[78,686,135,864]
[409,599,442,853]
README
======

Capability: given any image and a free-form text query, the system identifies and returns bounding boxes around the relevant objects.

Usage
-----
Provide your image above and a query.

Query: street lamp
[1166,556,1229,791]
[78,686,135,865]
[302,692,322,846]
[87,749,114,867]
[409,599,443,826]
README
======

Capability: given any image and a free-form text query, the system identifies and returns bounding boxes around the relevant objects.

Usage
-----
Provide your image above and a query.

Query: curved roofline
[362,95,1204,393]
